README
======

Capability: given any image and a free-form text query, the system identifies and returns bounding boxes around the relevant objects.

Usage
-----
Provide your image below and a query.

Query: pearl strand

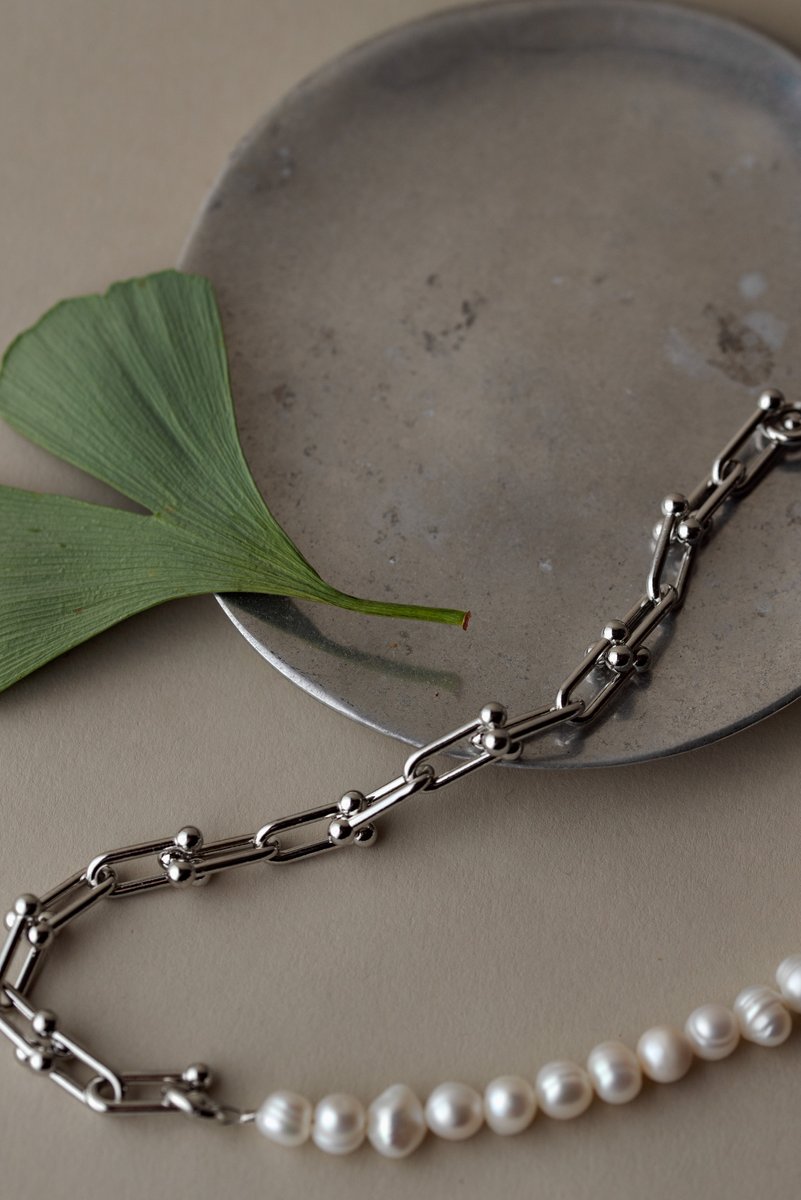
[254,954,801,1157]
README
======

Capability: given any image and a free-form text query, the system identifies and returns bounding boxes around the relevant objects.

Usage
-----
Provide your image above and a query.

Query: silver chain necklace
[3,390,801,1156]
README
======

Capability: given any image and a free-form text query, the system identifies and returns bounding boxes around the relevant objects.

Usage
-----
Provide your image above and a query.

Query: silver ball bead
[480,702,507,727]
[166,859,197,887]
[27,919,52,948]
[677,515,704,544]
[32,1010,57,1038]
[27,1049,54,1073]
[328,817,354,845]
[14,894,40,919]
[481,728,512,758]
[175,826,203,854]
[182,1062,213,1089]
[606,644,634,672]
[634,646,652,674]
[602,621,628,644]
[759,387,785,413]
[338,790,365,817]
[661,493,689,517]
[354,824,378,847]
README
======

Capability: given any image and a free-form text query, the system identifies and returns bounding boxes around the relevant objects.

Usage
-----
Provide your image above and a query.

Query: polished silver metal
[84,1070,247,1123]
[13,943,50,995]
[254,802,349,862]
[42,871,115,931]
[85,1075,180,1116]
[691,462,746,527]
[0,904,35,981]
[762,408,801,446]
[0,983,124,1104]
[87,1070,187,1114]
[2,397,800,1129]
[712,406,773,485]
[403,719,491,788]
[505,700,585,743]
[647,497,687,603]
[344,773,431,834]
[185,838,278,879]
[87,835,181,894]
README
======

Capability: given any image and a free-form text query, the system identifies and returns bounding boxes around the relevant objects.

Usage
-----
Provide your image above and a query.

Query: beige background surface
[1,1,800,1197]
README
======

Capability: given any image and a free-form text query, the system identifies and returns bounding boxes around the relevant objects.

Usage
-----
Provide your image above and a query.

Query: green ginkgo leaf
[0,270,468,692]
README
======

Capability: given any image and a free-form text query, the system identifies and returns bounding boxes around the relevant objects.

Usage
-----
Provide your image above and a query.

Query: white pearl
[733,986,792,1047]
[535,1060,593,1119]
[586,1041,642,1104]
[425,1082,484,1140]
[367,1084,426,1158]
[636,1025,693,1083]
[684,1004,740,1061]
[483,1075,537,1135]
[776,955,801,1012]
[255,1090,312,1146]
[312,1093,366,1155]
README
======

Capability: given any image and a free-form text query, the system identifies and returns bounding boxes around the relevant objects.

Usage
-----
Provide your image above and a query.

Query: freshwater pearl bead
[535,1061,593,1119]
[312,1093,366,1155]
[483,1075,537,1135]
[684,1004,740,1061]
[255,1090,312,1146]
[586,1041,642,1104]
[425,1082,484,1140]
[733,986,792,1047]
[367,1084,426,1158]
[637,1025,693,1083]
[776,955,801,1012]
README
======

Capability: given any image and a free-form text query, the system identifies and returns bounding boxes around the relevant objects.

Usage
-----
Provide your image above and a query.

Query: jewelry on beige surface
[2,393,801,1155]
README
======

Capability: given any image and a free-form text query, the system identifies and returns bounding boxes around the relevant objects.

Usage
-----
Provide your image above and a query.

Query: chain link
[2,391,800,1124]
